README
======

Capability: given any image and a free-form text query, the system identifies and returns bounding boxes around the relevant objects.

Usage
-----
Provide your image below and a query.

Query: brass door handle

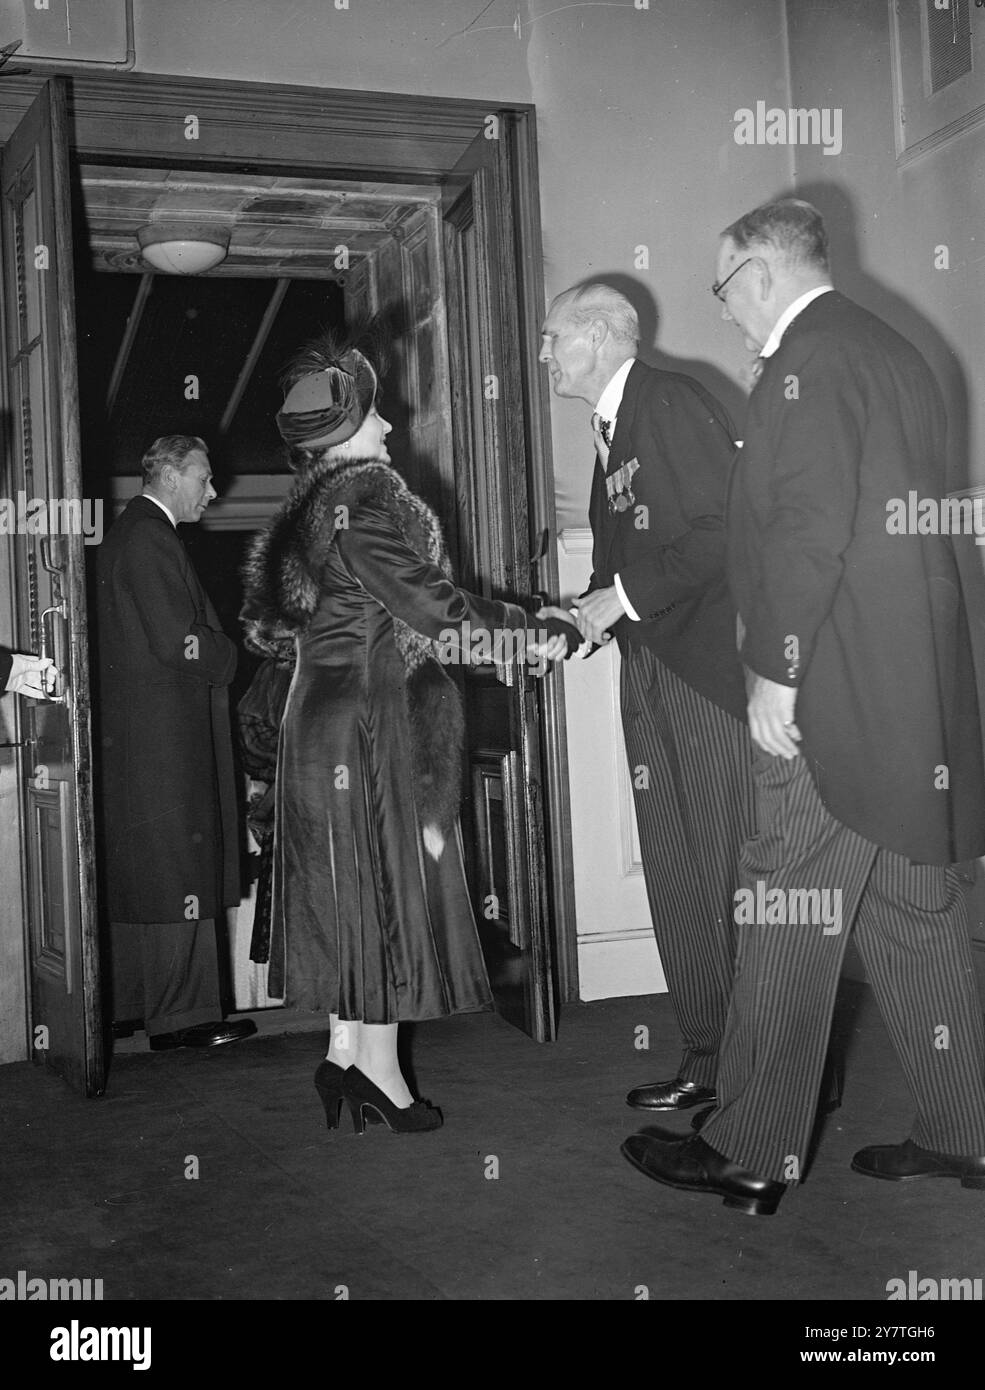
[39,604,67,703]
[39,537,66,575]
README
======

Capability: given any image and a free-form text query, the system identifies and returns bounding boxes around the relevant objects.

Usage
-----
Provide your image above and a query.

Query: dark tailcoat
[588,360,746,719]
[727,290,985,864]
[96,495,241,923]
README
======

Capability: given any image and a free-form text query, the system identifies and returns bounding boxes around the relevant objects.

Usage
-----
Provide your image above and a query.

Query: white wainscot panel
[557,529,665,1001]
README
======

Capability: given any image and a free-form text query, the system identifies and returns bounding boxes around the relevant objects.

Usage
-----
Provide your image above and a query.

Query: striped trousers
[702,750,985,1182]
[620,643,754,1085]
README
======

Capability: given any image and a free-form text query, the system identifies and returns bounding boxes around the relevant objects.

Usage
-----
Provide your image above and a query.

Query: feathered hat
[275,317,390,450]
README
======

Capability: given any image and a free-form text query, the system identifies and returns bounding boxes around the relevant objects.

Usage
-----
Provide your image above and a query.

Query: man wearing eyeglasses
[622,198,985,1215]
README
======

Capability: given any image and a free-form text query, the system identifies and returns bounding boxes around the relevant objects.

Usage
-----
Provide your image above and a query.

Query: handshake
[526,587,625,667]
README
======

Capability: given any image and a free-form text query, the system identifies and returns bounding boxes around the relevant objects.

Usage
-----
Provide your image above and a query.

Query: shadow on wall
[571,177,977,491]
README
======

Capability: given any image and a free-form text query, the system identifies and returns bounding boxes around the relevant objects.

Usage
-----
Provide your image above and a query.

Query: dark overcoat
[241,455,534,1018]
[727,290,985,864]
[587,360,747,720]
[96,495,241,922]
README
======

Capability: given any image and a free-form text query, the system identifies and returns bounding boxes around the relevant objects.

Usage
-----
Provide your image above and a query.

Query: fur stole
[241,456,465,856]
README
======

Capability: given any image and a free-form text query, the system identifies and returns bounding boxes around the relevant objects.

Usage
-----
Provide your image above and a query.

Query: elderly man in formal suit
[96,435,255,1052]
[539,283,755,1112]
[622,198,985,1216]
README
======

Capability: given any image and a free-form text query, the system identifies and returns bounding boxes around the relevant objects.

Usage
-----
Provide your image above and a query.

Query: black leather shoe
[626,1077,716,1112]
[618,1106,714,1145]
[851,1138,985,1189]
[111,1019,142,1040]
[149,1019,257,1051]
[621,1132,785,1216]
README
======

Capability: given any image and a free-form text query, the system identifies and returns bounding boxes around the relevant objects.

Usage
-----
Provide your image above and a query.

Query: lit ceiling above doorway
[78,164,439,278]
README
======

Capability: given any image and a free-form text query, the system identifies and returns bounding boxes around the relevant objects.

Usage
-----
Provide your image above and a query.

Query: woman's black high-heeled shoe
[315,1060,384,1131]
[314,1060,348,1129]
[341,1065,443,1134]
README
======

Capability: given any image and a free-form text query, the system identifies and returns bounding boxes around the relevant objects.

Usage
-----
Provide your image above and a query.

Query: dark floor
[2,986,984,1302]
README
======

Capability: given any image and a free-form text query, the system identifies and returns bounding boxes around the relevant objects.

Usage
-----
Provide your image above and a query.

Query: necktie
[591,412,611,469]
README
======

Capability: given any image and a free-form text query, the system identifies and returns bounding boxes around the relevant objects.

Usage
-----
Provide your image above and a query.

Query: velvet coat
[586,360,747,720]
[242,455,538,1020]
[727,290,985,864]
[96,495,241,923]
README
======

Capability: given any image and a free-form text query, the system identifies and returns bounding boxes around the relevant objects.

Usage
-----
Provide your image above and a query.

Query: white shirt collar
[759,285,834,359]
[143,491,177,528]
[595,356,636,425]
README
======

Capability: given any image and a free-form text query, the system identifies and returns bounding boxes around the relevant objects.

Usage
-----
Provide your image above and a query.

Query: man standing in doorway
[96,435,255,1052]
[622,198,985,1215]
[540,283,752,1113]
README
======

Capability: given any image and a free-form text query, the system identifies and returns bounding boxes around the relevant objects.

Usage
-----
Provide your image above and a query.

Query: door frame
[0,72,579,1047]
[0,80,103,1085]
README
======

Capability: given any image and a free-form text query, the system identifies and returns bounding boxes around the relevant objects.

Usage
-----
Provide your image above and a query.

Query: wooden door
[441,120,559,1041]
[0,79,103,1094]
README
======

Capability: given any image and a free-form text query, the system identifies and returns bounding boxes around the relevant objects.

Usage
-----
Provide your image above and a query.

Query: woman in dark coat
[242,328,578,1133]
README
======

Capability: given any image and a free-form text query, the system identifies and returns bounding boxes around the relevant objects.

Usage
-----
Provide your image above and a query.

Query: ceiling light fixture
[136,222,231,275]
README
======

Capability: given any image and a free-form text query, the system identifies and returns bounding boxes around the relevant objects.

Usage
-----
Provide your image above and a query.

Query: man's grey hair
[141,435,208,486]
[561,283,640,348]
[721,198,829,274]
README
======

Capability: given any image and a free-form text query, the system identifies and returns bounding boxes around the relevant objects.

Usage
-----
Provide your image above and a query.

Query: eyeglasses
[711,257,753,302]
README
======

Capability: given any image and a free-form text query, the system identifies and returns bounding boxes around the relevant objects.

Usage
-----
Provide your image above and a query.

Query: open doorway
[0,77,573,1090]
[72,155,565,1038]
